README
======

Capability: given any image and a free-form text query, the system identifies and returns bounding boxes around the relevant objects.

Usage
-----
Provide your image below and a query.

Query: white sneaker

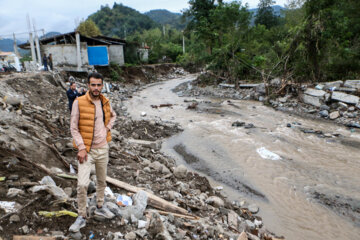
[94,206,115,219]
[69,216,86,232]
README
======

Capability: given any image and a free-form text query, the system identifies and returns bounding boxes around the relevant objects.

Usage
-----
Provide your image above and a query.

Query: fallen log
[106,176,192,217]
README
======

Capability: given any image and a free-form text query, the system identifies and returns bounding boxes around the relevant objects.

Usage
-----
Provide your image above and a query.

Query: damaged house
[19,32,126,71]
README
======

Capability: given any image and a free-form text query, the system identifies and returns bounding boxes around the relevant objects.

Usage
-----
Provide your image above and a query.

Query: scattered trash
[141,112,147,117]
[0,201,18,213]
[214,186,223,191]
[38,210,78,218]
[256,147,282,161]
[116,194,133,207]
[0,177,5,181]
[88,231,95,239]
[70,164,76,174]
[105,186,115,198]
[40,176,56,186]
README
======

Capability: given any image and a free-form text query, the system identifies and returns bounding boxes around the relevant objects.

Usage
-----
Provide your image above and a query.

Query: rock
[29,185,68,201]
[237,231,248,240]
[245,220,256,229]
[7,188,24,198]
[4,96,22,106]
[128,139,161,150]
[130,214,138,224]
[8,175,19,180]
[141,112,147,117]
[125,232,137,240]
[331,92,359,105]
[315,84,324,90]
[149,161,167,173]
[64,187,73,197]
[329,111,340,120]
[254,83,265,95]
[174,165,188,179]
[319,110,329,118]
[254,219,262,227]
[21,225,29,234]
[304,88,326,97]
[206,196,224,208]
[344,80,360,89]
[88,181,96,194]
[69,231,82,240]
[10,214,20,223]
[278,96,288,103]
[227,210,238,228]
[320,105,330,111]
[338,102,348,110]
[135,229,148,238]
[54,142,63,151]
[302,94,322,107]
[167,191,182,201]
[348,106,355,112]
[247,233,261,240]
[248,204,259,214]
[323,80,343,90]
[138,220,147,229]
[117,190,148,220]
[147,211,164,237]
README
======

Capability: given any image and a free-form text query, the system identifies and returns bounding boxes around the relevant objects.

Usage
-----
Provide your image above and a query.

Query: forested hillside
[85,0,360,82]
[88,3,159,38]
[145,9,187,30]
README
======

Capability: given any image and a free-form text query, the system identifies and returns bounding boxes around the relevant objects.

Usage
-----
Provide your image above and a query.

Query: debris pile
[0,71,282,239]
[175,74,360,129]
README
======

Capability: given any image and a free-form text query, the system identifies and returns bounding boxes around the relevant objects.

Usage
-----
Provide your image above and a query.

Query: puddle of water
[125,75,360,240]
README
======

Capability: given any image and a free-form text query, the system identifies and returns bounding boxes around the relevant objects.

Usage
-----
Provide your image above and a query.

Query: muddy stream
[125,74,360,239]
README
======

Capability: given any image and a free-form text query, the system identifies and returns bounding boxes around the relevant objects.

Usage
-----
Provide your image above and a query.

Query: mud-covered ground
[0,69,282,240]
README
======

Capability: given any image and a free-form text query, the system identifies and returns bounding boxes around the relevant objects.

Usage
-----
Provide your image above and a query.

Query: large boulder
[302,94,322,107]
[323,80,343,90]
[344,80,360,89]
[304,88,326,97]
[331,92,359,105]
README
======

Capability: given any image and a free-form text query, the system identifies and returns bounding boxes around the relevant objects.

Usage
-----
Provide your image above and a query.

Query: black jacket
[67,89,85,112]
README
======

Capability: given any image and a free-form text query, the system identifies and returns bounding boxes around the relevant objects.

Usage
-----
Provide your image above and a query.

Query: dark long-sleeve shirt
[66,89,84,112]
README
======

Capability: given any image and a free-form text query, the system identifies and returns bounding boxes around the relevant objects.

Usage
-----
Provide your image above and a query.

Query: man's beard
[90,90,100,98]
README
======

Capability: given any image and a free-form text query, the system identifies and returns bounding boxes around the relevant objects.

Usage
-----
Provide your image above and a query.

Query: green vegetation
[89,3,159,38]
[76,19,101,37]
[86,0,360,82]
[109,62,123,82]
[145,9,187,30]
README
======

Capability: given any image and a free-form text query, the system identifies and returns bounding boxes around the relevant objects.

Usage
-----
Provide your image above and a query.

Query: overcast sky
[0,0,288,39]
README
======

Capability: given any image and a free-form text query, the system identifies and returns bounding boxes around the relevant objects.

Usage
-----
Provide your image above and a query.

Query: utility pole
[27,14,36,63]
[13,33,20,57]
[182,31,185,54]
[33,18,42,65]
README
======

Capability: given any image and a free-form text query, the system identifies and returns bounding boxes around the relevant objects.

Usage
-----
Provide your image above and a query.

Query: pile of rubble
[175,74,360,129]
[0,71,282,239]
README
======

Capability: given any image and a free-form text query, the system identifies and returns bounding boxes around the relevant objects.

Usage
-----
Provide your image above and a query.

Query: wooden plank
[13,236,55,240]
[106,176,192,216]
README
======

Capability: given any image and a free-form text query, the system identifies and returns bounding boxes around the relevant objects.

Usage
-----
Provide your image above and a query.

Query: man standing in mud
[69,72,116,232]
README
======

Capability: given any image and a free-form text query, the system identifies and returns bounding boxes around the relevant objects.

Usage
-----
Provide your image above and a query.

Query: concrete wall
[138,48,149,63]
[42,43,88,67]
[108,45,124,66]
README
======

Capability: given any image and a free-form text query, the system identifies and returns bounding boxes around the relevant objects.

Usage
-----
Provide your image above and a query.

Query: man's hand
[77,149,87,164]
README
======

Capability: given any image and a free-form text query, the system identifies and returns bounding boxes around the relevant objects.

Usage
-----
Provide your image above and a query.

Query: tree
[255,0,279,29]
[76,19,101,37]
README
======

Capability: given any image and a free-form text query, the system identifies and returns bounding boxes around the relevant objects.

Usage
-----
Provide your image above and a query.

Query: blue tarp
[87,46,109,66]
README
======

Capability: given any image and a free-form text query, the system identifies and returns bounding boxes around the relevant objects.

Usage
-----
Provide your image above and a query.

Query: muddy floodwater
[125,75,360,240]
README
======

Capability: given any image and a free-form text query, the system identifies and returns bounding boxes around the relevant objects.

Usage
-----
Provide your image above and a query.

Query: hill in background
[145,9,187,30]
[88,3,159,39]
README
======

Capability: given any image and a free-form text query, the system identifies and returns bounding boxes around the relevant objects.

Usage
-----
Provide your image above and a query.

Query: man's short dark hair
[70,82,75,86]
[87,72,104,84]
